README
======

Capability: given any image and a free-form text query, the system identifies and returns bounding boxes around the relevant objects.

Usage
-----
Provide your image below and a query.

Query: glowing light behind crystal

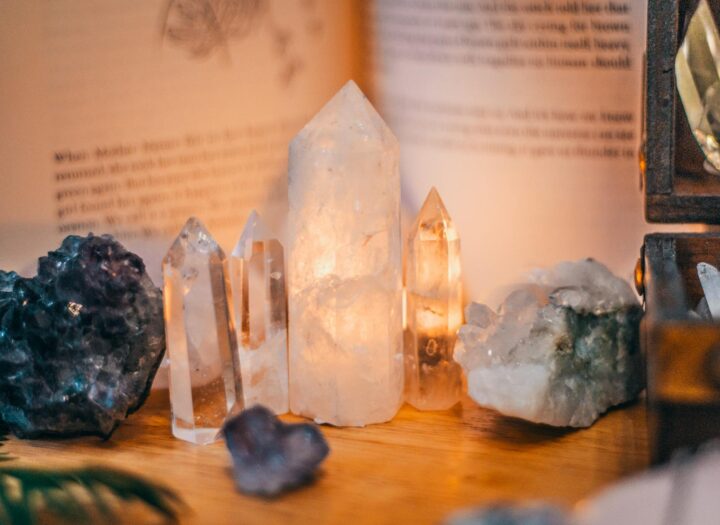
[287,81,403,426]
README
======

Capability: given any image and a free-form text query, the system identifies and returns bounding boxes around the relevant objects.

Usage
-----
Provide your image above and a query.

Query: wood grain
[5,392,648,524]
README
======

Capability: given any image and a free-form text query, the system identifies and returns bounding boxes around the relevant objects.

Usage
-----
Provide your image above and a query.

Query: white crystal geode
[454,259,644,428]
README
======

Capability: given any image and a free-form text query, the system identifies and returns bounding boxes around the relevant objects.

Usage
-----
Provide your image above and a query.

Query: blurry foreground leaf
[0,464,184,525]
[0,429,12,462]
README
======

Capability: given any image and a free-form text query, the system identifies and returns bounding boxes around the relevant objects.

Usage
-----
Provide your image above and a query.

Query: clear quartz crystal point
[163,217,243,444]
[287,80,403,427]
[676,0,720,172]
[229,211,289,414]
[404,188,463,410]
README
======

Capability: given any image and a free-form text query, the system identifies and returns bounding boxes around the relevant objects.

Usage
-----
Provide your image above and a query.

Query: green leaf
[0,465,185,525]
[0,430,13,462]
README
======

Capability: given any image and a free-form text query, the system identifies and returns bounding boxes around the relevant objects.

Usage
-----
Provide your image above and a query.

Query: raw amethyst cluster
[0,234,165,438]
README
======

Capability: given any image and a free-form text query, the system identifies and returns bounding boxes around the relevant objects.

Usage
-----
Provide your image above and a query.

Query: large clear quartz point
[676,0,720,171]
[404,188,463,411]
[163,217,243,444]
[229,211,289,414]
[287,80,403,427]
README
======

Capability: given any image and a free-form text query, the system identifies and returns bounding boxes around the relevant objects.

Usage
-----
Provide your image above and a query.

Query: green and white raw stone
[454,259,644,428]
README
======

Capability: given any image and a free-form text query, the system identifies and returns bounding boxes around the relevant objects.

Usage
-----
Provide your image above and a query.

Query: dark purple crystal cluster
[222,406,329,497]
[0,234,165,438]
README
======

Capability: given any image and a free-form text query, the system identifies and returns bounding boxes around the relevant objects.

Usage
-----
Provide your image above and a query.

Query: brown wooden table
[6,392,648,524]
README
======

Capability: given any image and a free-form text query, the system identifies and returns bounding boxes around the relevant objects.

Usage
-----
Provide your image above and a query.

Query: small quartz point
[229,211,289,414]
[163,217,243,444]
[222,405,329,497]
[676,0,720,172]
[454,259,644,428]
[404,187,463,410]
[287,80,404,426]
[697,262,720,319]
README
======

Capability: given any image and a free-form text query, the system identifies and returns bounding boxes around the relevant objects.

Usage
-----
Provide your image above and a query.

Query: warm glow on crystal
[163,217,243,444]
[229,211,288,415]
[404,188,463,411]
[676,0,720,171]
[287,81,403,426]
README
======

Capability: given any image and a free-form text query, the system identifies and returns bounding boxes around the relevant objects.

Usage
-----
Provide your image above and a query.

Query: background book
[0,0,359,282]
[0,0,686,303]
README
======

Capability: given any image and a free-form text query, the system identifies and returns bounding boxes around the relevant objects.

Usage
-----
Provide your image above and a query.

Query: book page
[369,0,690,303]
[0,0,358,283]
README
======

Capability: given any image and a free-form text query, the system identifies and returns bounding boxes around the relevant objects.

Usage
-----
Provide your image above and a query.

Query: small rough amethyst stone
[445,505,571,525]
[222,405,330,497]
[0,234,165,438]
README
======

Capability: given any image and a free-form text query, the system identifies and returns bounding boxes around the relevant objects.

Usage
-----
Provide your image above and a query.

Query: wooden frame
[643,233,720,462]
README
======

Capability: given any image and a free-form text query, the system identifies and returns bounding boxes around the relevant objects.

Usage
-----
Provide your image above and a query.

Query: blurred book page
[369,0,690,303]
[0,0,357,283]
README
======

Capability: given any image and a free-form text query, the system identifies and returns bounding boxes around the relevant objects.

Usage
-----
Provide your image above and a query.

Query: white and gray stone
[454,259,644,428]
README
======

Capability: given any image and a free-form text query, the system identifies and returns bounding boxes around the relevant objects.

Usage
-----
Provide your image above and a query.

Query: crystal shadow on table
[458,400,578,447]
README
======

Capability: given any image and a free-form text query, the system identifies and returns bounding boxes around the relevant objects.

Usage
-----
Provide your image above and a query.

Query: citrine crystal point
[163,217,243,444]
[230,211,289,415]
[422,186,444,214]
[288,81,403,426]
[405,187,464,411]
[413,187,457,240]
[676,0,720,171]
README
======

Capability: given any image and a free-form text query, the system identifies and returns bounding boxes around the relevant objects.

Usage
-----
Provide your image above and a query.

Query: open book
[0,0,661,301]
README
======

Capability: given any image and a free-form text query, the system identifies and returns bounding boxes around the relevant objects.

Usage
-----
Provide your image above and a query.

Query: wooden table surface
[6,392,649,524]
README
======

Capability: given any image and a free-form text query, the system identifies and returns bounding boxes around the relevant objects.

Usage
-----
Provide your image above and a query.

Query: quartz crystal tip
[414,187,455,237]
[290,79,399,155]
[165,217,224,265]
[222,405,329,497]
[233,210,270,260]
